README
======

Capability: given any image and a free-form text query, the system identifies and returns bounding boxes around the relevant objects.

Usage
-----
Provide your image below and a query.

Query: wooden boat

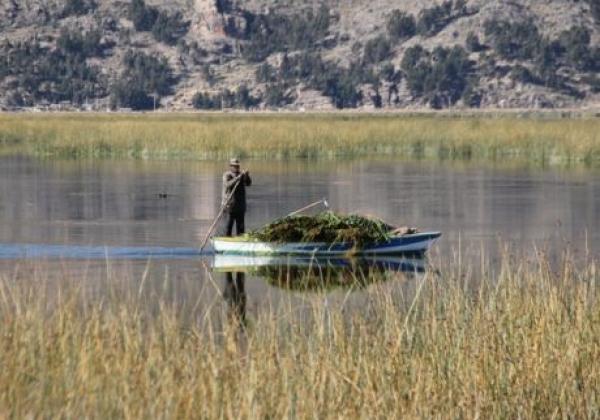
[211,231,441,256]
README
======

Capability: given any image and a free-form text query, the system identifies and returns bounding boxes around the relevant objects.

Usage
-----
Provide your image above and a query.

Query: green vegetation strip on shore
[1,253,600,417]
[1,113,600,164]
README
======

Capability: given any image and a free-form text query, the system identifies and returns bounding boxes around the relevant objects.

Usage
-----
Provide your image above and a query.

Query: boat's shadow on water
[210,253,432,330]
[211,253,429,293]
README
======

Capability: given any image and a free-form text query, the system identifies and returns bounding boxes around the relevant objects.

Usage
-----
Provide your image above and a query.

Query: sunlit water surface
[0,157,598,319]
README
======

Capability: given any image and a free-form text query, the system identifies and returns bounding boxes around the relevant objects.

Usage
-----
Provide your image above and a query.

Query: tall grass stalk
[0,251,599,417]
[1,113,599,164]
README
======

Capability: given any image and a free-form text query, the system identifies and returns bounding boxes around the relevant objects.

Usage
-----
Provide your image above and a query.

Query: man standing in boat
[222,158,252,237]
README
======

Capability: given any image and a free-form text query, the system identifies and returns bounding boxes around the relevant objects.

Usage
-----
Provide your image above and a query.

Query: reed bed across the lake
[1,113,600,164]
[0,251,599,418]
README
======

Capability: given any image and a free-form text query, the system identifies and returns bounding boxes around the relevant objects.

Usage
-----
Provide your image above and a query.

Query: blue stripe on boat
[294,233,441,252]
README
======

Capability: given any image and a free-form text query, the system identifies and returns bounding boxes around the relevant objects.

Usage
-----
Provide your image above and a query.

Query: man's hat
[229,158,240,166]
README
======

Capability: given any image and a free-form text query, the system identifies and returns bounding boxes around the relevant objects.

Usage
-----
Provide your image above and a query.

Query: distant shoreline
[1,107,600,118]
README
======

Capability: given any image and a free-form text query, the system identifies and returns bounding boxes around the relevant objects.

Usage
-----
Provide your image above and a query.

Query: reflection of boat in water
[212,232,441,256]
[211,254,427,292]
[212,254,427,273]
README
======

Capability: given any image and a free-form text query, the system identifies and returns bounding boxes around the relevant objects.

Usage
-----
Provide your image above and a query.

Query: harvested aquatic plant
[249,212,394,246]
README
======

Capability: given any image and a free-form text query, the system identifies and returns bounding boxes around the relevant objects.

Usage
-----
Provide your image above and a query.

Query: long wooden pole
[287,198,329,217]
[200,174,244,251]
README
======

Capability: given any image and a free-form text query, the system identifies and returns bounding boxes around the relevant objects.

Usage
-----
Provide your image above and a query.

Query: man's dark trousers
[225,211,245,236]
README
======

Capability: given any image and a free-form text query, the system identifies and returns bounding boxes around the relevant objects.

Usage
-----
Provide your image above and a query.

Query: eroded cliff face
[0,0,219,31]
[191,0,224,37]
[0,0,62,28]
[0,0,599,110]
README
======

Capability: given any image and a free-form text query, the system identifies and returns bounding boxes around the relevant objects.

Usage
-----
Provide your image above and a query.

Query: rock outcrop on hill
[0,0,599,110]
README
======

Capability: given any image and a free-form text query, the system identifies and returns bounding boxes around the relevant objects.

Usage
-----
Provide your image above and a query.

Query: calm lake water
[0,157,598,318]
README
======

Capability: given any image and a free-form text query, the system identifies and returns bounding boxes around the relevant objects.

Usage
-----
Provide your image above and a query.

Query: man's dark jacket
[222,171,252,213]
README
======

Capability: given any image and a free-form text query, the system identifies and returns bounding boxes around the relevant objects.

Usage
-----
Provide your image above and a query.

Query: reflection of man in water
[224,271,246,326]
[222,158,252,237]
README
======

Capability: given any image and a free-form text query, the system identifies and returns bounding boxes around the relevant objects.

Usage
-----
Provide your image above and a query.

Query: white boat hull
[211,232,441,256]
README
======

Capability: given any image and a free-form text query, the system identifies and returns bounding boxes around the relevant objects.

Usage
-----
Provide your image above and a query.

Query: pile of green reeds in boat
[249,211,399,246]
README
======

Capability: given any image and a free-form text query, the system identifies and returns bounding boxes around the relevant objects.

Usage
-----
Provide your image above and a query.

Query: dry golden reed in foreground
[0,252,599,418]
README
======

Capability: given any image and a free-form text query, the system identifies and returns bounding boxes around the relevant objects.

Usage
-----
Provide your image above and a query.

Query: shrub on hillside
[510,65,538,84]
[417,1,456,37]
[363,35,392,63]
[401,45,475,107]
[255,62,276,83]
[484,18,541,60]
[129,0,189,45]
[386,10,416,40]
[201,64,218,86]
[62,0,96,16]
[533,40,562,83]
[466,32,483,52]
[240,5,331,62]
[585,74,600,92]
[216,0,234,14]
[0,38,105,105]
[56,27,104,58]
[587,0,600,24]
[461,81,482,107]
[111,51,174,110]
[151,11,189,45]
[264,83,294,107]
[234,85,260,109]
[122,51,173,95]
[129,0,158,32]
[324,72,363,109]
[110,82,154,110]
[192,86,260,110]
[379,62,401,83]
[558,26,595,71]
[192,92,220,110]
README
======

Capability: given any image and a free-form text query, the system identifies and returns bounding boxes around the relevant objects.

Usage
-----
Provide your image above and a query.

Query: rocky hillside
[1,0,599,111]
